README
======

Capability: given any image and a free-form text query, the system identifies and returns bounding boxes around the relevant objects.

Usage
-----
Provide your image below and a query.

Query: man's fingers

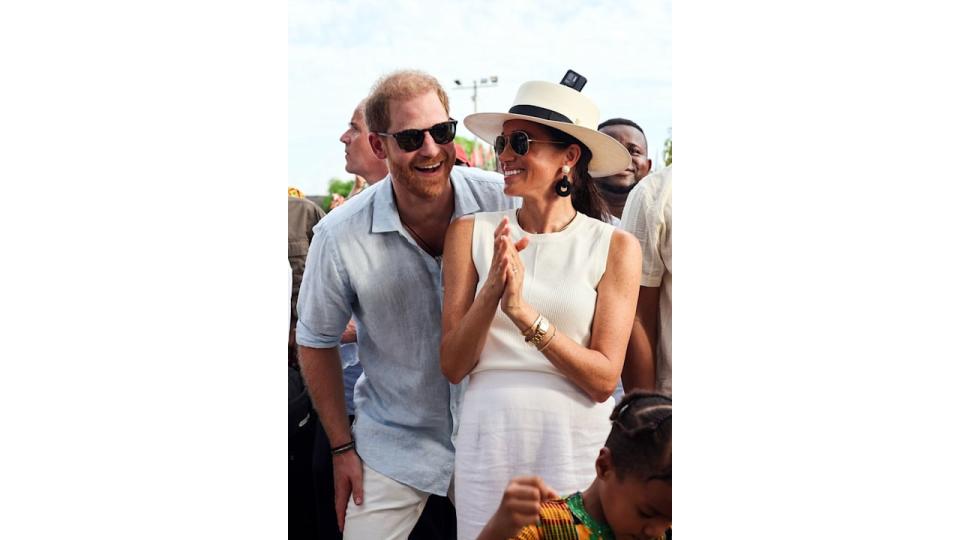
[333,454,364,532]
[350,468,364,506]
[334,483,349,532]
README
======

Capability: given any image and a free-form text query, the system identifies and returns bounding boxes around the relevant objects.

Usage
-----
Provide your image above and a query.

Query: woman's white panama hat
[463,76,631,177]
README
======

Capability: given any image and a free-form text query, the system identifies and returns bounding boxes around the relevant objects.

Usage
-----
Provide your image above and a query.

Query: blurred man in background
[594,118,652,221]
[621,165,672,395]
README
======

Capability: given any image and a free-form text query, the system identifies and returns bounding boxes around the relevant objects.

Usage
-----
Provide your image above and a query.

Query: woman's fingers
[491,233,510,271]
[515,235,530,252]
[490,220,528,292]
[500,249,518,276]
[501,252,513,277]
[493,217,510,239]
[501,236,525,275]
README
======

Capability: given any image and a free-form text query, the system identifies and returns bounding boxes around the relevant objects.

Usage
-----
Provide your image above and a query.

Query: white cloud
[289,0,672,194]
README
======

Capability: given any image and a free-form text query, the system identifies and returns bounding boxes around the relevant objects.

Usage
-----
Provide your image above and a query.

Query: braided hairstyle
[543,126,612,223]
[606,390,672,483]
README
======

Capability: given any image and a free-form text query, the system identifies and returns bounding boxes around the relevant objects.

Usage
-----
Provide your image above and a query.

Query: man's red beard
[389,155,453,199]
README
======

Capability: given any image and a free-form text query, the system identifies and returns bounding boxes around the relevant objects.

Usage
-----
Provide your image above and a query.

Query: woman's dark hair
[544,125,611,223]
[606,390,672,483]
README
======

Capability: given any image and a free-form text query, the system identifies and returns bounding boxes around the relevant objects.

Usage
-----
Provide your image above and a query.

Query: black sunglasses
[494,130,565,156]
[376,120,458,152]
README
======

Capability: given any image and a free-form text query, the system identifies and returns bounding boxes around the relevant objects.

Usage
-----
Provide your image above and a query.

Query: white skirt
[454,370,614,540]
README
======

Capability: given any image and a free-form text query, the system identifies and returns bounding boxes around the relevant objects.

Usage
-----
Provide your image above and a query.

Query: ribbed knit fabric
[454,209,617,540]
[470,209,615,375]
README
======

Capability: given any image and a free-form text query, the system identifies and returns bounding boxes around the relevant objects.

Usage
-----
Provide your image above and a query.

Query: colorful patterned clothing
[512,492,669,540]
[512,492,612,540]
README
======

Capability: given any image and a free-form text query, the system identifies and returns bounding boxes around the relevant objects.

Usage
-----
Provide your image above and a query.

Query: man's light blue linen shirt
[297,166,518,495]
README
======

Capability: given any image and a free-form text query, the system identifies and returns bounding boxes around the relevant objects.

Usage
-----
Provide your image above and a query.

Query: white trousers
[343,463,431,540]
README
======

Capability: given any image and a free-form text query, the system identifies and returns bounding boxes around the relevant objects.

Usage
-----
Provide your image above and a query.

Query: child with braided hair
[477,391,672,540]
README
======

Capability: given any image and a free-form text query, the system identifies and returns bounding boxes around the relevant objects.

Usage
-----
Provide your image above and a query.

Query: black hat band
[508,104,572,124]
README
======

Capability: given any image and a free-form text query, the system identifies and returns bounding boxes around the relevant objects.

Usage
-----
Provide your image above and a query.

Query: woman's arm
[501,229,642,402]
[440,216,518,384]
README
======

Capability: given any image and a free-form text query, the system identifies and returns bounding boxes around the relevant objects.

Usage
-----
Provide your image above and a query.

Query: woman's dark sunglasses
[494,131,565,156]
[376,120,458,152]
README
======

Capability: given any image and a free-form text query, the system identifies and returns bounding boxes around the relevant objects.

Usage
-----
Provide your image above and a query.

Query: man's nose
[417,131,443,156]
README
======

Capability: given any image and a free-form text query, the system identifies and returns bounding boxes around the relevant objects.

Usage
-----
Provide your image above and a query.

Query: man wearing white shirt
[621,165,672,394]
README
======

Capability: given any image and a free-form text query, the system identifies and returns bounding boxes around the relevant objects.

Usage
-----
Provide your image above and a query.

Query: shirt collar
[371,175,401,233]
[450,166,481,219]
[370,167,482,233]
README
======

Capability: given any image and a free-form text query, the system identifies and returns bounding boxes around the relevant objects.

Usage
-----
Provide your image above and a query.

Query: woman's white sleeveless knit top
[469,209,615,376]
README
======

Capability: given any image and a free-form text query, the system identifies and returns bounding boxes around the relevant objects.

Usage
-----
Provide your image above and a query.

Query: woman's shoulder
[467,209,513,229]
[448,211,506,243]
[472,208,514,220]
[576,216,640,272]
[577,213,619,238]
[448,214,476,238]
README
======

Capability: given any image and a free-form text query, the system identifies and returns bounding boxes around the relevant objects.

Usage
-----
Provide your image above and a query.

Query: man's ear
[369,133,388,159]
[645,158,653,173]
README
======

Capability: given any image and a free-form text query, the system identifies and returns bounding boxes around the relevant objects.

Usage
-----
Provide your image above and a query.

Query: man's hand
[340,319,358,344]
[298,345,357,531]
[477,476,558,540]
[332,450,364,532]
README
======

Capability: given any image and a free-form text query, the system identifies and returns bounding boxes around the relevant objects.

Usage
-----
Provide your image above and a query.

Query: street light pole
[472,79,477,114]
[454,76,498,146]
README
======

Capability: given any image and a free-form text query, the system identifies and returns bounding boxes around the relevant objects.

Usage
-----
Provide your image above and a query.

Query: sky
[289,0,672,195]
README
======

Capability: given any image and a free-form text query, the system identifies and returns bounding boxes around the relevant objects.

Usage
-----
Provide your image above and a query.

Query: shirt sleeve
[621,181,665,288]
[306,203,325,243]
[295,221,355,348]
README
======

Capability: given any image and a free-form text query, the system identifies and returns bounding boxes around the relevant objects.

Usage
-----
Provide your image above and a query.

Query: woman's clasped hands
[479,216,530,318]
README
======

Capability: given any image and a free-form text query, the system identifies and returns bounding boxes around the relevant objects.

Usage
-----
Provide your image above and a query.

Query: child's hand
[477,476,559,540]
